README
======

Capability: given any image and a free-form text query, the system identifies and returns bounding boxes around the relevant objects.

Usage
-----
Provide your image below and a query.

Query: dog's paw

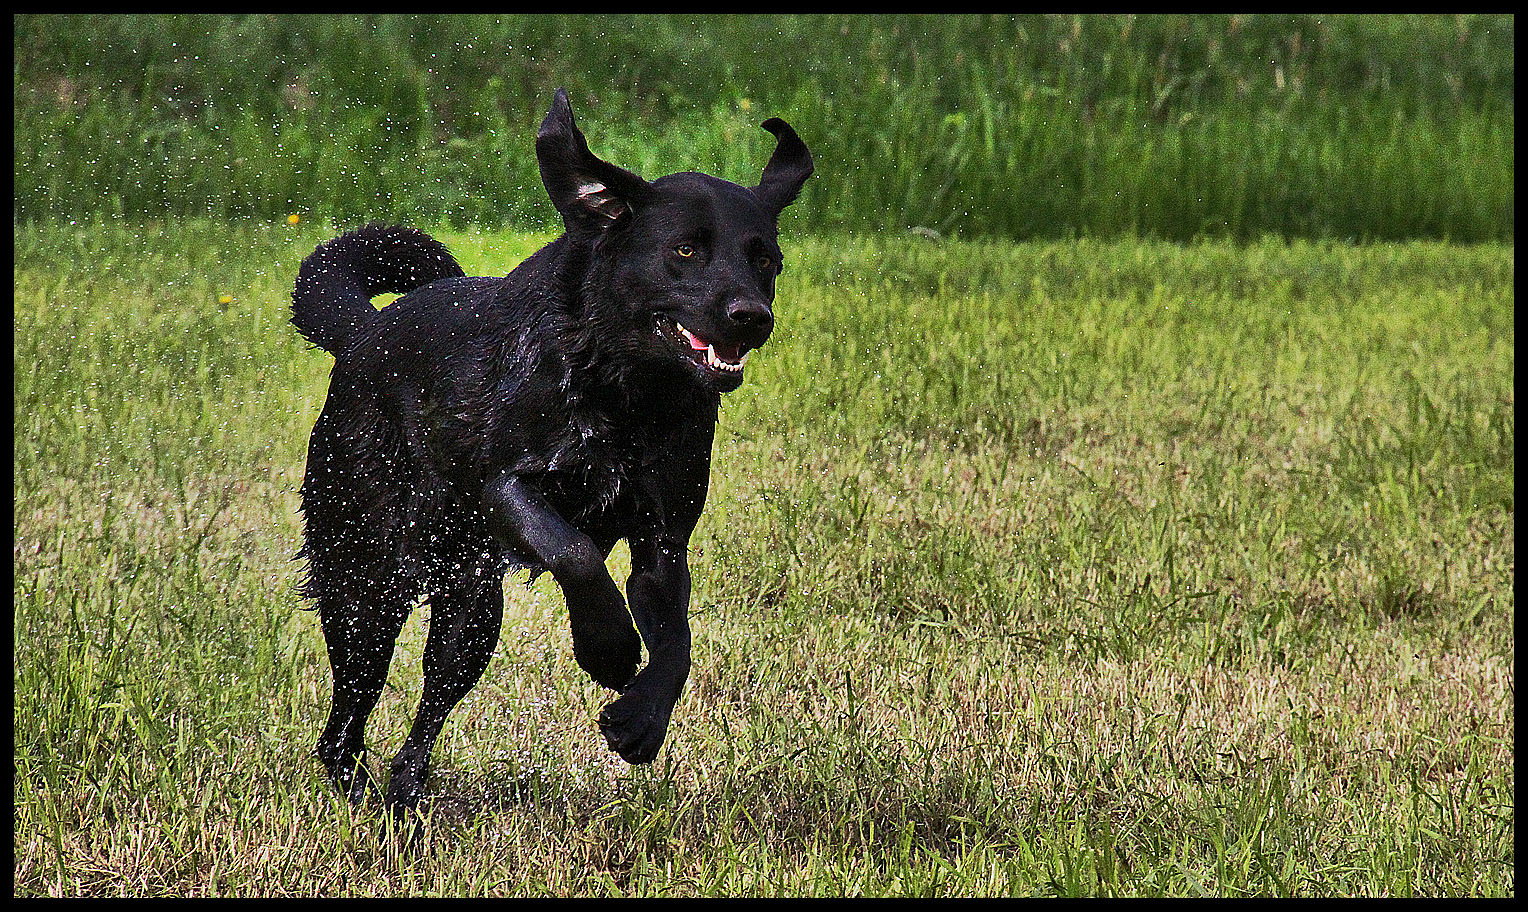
[597,691,671,765]
[385,754,429,818]
[323,754,382,806]
[572,621,641,692]
[379,798,431,855]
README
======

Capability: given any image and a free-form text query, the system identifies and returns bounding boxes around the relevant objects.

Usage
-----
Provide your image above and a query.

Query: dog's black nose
[726,298,774,334]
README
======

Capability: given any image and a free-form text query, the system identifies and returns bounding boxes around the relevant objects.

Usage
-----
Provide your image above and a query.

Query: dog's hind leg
[385,575,505,817]
[315,586,411,805]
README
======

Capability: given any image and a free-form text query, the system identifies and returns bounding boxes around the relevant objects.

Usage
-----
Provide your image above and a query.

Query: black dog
[290,89,812,817]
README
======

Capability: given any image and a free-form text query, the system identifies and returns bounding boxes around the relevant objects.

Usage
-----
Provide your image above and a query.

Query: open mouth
[668,321,751,374]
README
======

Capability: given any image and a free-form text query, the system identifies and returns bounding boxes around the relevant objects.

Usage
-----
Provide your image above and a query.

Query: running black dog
[291,89,812,817]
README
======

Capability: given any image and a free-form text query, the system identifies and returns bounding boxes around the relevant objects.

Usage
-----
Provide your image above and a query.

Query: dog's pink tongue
[687,332,709,352]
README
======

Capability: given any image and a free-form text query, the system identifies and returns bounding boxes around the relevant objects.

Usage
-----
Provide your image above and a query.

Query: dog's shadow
[392,745,989,873]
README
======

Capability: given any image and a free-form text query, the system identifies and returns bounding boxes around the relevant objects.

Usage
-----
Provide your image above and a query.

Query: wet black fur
[292,89,812,818]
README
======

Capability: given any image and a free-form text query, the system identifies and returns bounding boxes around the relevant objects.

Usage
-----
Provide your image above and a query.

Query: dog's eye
[756,256,776,273]
[674,244,695,258]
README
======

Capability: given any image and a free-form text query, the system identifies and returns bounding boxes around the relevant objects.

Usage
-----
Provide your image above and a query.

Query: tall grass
[12,14,1516,240]
[13,220,1514,895]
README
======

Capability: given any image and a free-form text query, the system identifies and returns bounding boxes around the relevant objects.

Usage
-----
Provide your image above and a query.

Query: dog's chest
[537,406,664,522]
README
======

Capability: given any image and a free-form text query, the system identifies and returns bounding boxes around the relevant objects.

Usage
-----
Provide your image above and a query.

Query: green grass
[12,14,1516,241]
[12,220,1515,896]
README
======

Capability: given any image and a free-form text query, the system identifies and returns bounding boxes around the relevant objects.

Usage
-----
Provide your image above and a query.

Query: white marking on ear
[574,180,627,222]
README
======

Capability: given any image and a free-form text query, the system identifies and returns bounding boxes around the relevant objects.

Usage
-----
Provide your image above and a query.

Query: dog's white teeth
[704,344,746,372]
[677,321,743,372]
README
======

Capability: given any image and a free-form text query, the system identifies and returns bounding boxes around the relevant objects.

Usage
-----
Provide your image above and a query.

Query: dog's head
[536,88,813,393]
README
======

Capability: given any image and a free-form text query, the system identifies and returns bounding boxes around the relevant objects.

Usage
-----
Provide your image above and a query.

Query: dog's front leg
[482,472,640,691]
[598,533,693,764]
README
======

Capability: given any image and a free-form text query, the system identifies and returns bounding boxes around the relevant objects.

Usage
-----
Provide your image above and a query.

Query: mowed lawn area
[13,221,1514,895]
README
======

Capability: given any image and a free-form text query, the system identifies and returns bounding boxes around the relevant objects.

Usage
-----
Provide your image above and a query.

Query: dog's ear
[536,88,651,228]
[752,118,814,216]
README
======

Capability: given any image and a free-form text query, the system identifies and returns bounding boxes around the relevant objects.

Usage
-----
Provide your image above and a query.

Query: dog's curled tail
[291,224,466,355]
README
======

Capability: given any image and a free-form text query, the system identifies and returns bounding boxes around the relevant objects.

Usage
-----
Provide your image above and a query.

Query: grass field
[12,219,1514,896]
[13,14,1516,241]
